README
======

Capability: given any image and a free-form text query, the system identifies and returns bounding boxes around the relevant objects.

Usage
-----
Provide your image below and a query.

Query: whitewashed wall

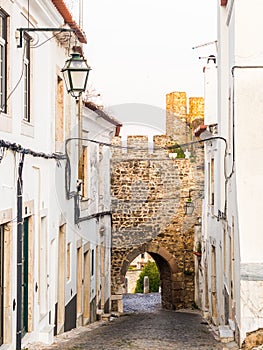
[0,0,117,348]
[202,0,263,346]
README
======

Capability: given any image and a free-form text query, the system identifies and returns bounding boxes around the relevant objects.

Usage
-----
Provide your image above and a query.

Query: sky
[83,0,217,132]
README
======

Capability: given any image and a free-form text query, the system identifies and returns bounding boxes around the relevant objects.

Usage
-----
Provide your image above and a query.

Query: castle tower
[166,91,204,143]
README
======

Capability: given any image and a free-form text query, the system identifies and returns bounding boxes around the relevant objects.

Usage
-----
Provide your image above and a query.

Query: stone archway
[112,243,192,312]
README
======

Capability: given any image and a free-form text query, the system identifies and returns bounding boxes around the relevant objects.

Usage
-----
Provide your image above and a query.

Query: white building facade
[199,0,263,347]
[0,1,119,349]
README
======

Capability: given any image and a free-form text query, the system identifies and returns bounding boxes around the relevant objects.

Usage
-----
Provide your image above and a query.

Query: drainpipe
[16,153,25,350]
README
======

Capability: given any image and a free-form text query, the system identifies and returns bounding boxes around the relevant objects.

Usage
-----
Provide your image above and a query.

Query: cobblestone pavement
[26,293,235,350]
[123,292,162,313]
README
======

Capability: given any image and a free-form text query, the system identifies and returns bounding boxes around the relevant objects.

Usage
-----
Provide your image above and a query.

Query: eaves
[51,0,87,43]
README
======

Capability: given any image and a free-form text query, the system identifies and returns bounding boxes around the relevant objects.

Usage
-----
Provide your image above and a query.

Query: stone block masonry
[111,92,204,311]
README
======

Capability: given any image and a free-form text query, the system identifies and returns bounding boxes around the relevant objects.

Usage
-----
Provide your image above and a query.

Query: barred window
[23,34,31,122]
[0,11,7,113]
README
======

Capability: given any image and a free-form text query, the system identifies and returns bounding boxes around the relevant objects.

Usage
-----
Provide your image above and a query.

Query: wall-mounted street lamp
[184,198,194,216]
[62,51,91,184]
[17,29,91,99]
[183,189,205,216]
[184,190,195,216]
[61,52,91,98]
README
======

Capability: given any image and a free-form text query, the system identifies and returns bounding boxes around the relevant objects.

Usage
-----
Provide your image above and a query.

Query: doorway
[0,225,4,345]
[21,218,29,337]
[83,249,90,324]
[57,224,66,333]
[211,245,218,323]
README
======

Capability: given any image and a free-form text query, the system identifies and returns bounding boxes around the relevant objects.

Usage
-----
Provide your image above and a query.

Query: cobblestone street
[26,293,235,350]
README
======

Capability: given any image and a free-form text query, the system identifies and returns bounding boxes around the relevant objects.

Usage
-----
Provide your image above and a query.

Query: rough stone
[111,92,205,311]
[241,328,263,350]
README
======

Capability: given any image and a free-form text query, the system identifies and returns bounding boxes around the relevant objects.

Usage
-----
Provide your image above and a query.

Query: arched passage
[111,243,193,312]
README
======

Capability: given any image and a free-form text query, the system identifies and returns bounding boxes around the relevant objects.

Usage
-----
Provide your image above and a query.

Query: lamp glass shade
[62,53,91,98]
[184,201,194,216]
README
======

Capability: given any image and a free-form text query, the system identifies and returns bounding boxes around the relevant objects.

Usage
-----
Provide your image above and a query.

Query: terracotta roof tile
[84,101,122,128]
[194,125,207,137]
[51,0,87,43]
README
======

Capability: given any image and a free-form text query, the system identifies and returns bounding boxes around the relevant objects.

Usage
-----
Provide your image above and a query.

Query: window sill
[55,141,64,153]
[0,112,12,133]
[21,119,34,138]
[80,199,90,211]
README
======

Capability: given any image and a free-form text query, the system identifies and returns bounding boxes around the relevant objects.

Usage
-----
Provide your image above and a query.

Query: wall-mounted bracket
[16,27,75,48]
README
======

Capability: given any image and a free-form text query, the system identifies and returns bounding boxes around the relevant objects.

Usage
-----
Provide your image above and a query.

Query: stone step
[96,309,103,320]
[101,313,111,321]
[219,325,234,343]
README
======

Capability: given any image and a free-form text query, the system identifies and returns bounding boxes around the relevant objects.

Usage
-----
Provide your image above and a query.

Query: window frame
[0,10,7,114]
[23,34,31,122]
[210,158,215,206]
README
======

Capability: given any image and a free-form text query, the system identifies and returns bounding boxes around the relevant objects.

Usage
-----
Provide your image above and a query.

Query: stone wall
[166,92,204,142]
[111,92,204,311]
[125,270,141,293]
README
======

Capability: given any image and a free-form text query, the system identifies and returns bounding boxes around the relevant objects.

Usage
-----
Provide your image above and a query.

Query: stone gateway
[111,92,204,311]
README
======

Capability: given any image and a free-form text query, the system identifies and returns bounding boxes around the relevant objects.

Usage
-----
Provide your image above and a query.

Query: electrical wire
[0,139,66,160]
[30,30,69,49]
[65,136,205,151]
[65,136,222,226]
[1,26,76,111]
[0,44,26,112]
[0,147,5,163]
[0,134,224,227]
[65,135,227,153]
[64,135,225,201]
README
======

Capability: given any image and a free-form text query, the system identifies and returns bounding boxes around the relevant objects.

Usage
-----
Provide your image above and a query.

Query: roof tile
[51,0,87,43]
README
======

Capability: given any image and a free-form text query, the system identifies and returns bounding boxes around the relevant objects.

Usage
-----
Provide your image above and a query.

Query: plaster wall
[0,1,115,347]
[202,0,263,345]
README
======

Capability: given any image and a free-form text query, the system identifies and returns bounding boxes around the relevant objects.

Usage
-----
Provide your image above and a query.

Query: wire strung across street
[0,135,226,162]
[0,139,66,160]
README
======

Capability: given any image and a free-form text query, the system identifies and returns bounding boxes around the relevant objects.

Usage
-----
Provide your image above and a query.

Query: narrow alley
[27,294,228,350]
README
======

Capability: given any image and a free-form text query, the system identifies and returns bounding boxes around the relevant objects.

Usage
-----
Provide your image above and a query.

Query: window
[23,34,31,122]
[208,158,215,206]
[211,158,215,205]
[79,146,88,198]
[39,217,47,316]
[67,243,71,281]
[0,11,7,113]
[55,76,64,150]
[91,249,94,276]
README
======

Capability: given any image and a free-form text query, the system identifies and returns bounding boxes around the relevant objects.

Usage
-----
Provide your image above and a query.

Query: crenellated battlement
[112,134,191,159]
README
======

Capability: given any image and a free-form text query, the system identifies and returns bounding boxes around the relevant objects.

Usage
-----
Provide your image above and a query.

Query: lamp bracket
[16,27,75,48]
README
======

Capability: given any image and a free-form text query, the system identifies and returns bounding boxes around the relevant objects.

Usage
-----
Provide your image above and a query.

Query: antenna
[192,40,218,52]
